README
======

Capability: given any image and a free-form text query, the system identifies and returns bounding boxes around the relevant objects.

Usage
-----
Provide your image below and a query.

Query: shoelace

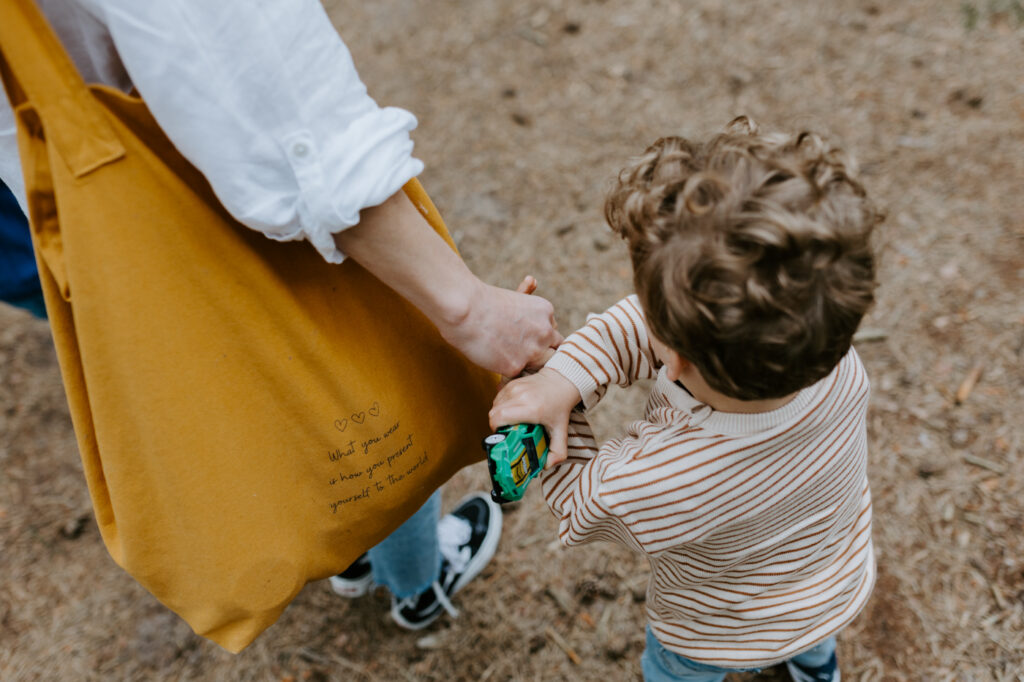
[392,584,459,620]
[428,581,459,619]
[392,514,473,620]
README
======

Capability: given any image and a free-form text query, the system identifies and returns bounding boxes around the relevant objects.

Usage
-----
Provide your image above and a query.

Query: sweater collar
[655,368,822,436]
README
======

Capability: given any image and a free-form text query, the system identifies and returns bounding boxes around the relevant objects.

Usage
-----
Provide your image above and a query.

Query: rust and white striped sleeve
[545,295,660,410]
[541,296,662,549]
[541,421,656,553]
[541,409,599,507]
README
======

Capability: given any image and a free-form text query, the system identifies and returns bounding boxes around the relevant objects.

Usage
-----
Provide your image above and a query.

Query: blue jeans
[641,626,837,681]
[0,180,46,319]
[367,490,441,598]
[5,291,47,319]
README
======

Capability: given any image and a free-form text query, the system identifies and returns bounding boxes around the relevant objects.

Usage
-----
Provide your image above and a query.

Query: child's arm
[489,390,639,549]
[489,295,659,465]
[544,295,660,410]
[541,427,655,555]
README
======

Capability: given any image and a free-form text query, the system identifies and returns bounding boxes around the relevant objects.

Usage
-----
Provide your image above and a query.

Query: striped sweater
[542,295,875,668]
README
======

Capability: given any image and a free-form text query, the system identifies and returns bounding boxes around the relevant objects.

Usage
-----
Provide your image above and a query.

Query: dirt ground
[2,0,1023,680]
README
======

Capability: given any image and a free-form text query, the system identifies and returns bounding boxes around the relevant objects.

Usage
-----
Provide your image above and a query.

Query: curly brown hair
[605,117,881,400]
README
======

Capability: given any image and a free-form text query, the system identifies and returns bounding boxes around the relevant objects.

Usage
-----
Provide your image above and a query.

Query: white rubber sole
[328,572,373,598]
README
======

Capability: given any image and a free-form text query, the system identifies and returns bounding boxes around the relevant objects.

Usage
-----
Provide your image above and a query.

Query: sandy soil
[2,1,1023,680]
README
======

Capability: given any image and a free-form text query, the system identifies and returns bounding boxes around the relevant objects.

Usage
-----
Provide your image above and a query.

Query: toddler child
[490,118,881,681]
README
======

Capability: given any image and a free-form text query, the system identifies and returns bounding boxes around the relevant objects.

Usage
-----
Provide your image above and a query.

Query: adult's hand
[439,277,562,377]
[334,190,561,376]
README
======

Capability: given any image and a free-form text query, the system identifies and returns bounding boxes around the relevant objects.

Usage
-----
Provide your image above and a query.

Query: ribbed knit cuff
[546,349,603,410]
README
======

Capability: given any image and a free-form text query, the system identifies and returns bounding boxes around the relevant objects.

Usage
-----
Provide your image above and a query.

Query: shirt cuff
[546,349,604,410]
[296,107,425,264]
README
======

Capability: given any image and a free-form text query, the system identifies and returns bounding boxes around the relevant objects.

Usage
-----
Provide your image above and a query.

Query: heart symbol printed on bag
[368,401,380,417]
[351,411,366,424]
[334,418,348,433]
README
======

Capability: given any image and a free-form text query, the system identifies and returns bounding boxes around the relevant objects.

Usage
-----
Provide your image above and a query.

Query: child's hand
[489,368,581,467]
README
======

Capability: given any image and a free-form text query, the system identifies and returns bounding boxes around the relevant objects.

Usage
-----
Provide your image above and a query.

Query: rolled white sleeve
[3,0,424,263]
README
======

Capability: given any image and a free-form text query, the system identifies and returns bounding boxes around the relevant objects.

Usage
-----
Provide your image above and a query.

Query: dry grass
[2,0,1023,680]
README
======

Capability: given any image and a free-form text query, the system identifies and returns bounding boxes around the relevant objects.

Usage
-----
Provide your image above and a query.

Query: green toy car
[483,423,549,504]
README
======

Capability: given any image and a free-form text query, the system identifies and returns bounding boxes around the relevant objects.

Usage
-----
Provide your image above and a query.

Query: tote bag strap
[0,0,125,177]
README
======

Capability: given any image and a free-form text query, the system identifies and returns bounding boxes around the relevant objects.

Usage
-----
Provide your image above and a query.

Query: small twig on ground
[853,328,888,343]
[962,511,985,526]
[982,630,1017,657]
[516,27,548,46]
[479,660,499,681]
[955,364,984,404]
[544,626,581,665]
[625,573,649,590]
[963,454,1006,475]
[516,532,546,548]
[858,660,883,682]
[596,603,614,639]
[969,561,1009,611]
[297,648,367,677]
[545,586,575,615]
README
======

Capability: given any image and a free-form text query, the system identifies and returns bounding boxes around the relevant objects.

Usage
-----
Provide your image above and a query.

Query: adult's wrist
[333,189,479,335]
[428,275,480,341]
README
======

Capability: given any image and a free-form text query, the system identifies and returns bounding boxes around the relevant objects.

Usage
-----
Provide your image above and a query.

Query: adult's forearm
[333,189,477,333]
[334,189,562,377]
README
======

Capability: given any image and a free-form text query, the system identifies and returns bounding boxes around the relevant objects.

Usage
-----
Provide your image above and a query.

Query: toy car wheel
[483,433,506,446]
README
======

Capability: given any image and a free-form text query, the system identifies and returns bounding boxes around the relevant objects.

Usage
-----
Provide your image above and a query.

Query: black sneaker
[786,651,841,682]
[390,492,502,630]
[329,552,373,598]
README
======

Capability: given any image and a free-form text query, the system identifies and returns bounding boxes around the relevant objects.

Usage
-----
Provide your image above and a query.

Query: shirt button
[291,142,310,158]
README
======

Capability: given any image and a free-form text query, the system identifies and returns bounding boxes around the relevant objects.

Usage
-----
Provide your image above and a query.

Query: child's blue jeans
[367,490,441,598]
[641,626,837,681]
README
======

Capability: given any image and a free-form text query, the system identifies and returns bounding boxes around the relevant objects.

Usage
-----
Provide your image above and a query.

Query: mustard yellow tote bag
[0,0,497,652]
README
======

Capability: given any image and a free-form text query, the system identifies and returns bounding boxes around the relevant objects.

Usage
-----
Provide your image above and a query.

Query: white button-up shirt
[0,0,424,263]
